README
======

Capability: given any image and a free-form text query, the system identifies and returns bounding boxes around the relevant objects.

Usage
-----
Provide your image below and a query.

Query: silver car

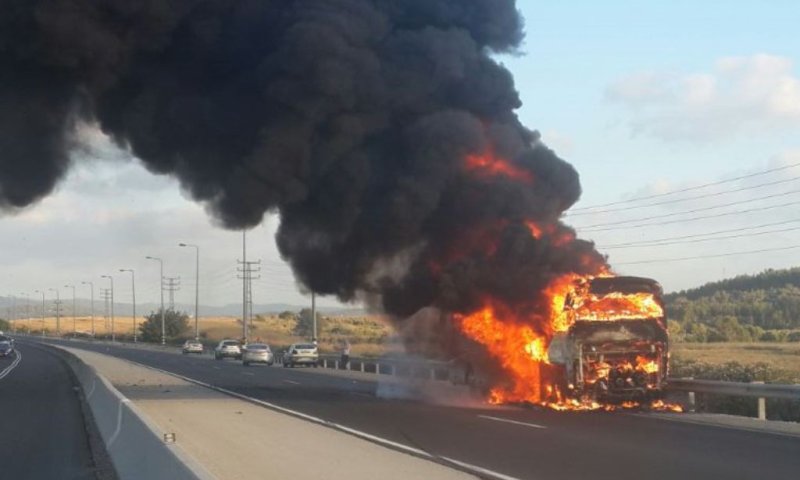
[214,339,242,360]
[282,343,319,368]
[242,343,274,366]
[182,340,204,354]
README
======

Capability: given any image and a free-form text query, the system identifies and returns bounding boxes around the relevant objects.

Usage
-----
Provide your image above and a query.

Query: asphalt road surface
[31,337,800,480]
[0,342,100,479]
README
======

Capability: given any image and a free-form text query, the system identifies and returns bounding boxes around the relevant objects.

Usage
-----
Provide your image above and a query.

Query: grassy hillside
[665,267,800,342]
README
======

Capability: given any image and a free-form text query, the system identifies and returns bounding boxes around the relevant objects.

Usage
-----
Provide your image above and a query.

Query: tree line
[665,267,800,342]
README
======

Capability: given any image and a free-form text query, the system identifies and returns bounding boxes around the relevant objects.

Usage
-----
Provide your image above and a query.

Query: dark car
[0,340,14,358]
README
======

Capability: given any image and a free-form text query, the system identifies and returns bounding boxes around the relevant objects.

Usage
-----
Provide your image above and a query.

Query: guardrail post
[752,381,766,420]
[429,367,436,381]
[323,358,327,368]
[334,360,339,369]
[376,362,381,375]
[360,361,365,373]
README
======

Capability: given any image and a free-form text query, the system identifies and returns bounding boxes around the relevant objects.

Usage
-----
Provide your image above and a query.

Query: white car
[214,339,242,360]
[282,343,319,368]
[242,343,274,366]
[182,340,204,354]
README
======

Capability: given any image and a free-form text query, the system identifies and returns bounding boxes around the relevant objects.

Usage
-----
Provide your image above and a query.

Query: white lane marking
[478,415,547,430]
[350,391,372,398]
[0,350,23,381]
[283,380,300,385]
[441,456,523,480]
[87,377,97,399]
[107,398,131,447]
[212,366,220,370]
[125,360,521,480]
[241,372,255,376]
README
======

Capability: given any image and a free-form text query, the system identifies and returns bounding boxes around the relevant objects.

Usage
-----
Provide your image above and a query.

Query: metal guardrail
[666,378,800,420]
[667,378,800,401]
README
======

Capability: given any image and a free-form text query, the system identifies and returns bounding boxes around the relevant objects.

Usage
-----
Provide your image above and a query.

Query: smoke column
[0,1,605,319]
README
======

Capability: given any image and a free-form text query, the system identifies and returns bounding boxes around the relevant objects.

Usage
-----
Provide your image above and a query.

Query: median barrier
[47,345,213,480]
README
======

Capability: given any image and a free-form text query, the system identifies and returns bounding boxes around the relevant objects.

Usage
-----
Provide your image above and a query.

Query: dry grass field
[10,313,399,356]
[673,342,800,376]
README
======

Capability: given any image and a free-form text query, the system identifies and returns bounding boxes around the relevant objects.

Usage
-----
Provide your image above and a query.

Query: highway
[25,337,800,480]
[0,342,111,479]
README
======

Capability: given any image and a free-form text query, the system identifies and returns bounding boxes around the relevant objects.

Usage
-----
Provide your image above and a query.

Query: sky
[2,1,800,311]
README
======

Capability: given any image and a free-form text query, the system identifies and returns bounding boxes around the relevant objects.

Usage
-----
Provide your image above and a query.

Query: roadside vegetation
[666,267,800,343]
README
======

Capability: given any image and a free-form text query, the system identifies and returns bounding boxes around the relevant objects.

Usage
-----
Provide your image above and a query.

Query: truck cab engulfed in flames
[546,276,668,402]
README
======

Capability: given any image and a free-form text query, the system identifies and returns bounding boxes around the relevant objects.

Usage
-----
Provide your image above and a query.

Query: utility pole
[49,288,61,335]
[34,290,45,336]
[146,256,166,345]
[100,288,112,334]
[311,292,317,344]
[101,275,115,342]
[237,231,260,344]
[179,243,200,340]
[119,270,137,342]
[9,295,17,332]
[82,281,95,337]
[163,276,181,310]
[18,293,30,333]
[64,284,76,334]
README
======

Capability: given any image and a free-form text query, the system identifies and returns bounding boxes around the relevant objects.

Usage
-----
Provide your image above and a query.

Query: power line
[575,188,800,229]
[598,218,800,248]
[573,161,800,211]
[581,200,800,232]
[568,176,800,216]
[614,244,800,265]
[601,225,800,249]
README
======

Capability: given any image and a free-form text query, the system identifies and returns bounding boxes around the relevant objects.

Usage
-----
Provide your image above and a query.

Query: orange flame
[466,151,534,184]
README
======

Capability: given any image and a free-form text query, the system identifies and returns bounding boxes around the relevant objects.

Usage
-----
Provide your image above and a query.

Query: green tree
[0,318,10,331]
[295,308,321,337]
[138,308,189,343]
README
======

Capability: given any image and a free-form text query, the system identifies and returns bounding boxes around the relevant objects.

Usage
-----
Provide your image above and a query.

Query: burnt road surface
[0,341,100,479]
[29,337,800,480]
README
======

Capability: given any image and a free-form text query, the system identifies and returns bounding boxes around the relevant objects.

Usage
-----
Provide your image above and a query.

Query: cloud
[606,54,800,142]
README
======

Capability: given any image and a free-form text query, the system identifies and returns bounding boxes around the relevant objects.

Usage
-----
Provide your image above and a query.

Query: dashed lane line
[478,415,547,430]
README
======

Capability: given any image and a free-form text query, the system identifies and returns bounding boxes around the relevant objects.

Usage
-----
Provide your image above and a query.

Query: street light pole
[65,284,76,334]
[81,281,95,338]
[119,269,137,342]
[34,290,45,336]
[146,256,165,345]
[179,243,200,340]
[101,275,115,342]
[49,288,60,335]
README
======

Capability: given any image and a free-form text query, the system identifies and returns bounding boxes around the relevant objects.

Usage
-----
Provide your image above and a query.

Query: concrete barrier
[52,346,213,480]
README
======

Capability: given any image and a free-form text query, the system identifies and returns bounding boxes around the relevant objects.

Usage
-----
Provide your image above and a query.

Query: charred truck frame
[547,276,669,401]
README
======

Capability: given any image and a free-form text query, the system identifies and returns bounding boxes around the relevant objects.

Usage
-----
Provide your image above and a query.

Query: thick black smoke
[0,0,605,317]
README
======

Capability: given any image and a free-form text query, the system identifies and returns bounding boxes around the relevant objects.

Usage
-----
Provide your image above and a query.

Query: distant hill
[0,298,365,319]
[666,267,800,301]
[665,267,800,342]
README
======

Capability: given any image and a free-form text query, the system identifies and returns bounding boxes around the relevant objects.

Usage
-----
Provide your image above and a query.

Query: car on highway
[242,343,274,366]
[214,339,242,360]
[182,340,204,355]
[0,340,14,358]
[282,343,319,368]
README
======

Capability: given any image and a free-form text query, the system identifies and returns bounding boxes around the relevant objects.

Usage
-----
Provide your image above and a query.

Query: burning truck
[545,276,669,402]
[452,272,671,408]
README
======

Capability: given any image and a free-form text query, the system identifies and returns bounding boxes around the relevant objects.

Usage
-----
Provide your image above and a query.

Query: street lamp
[146,256,165,345]
[101,275,115,342]
[48,288,61,335]
[179,243,200,340]
[34,290,45,336]
[119,269,137,343]
[64,284,76,334]
[81,281,95,337]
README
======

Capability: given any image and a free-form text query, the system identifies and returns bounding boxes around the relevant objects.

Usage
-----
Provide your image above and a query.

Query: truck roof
[588,276,663,297]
